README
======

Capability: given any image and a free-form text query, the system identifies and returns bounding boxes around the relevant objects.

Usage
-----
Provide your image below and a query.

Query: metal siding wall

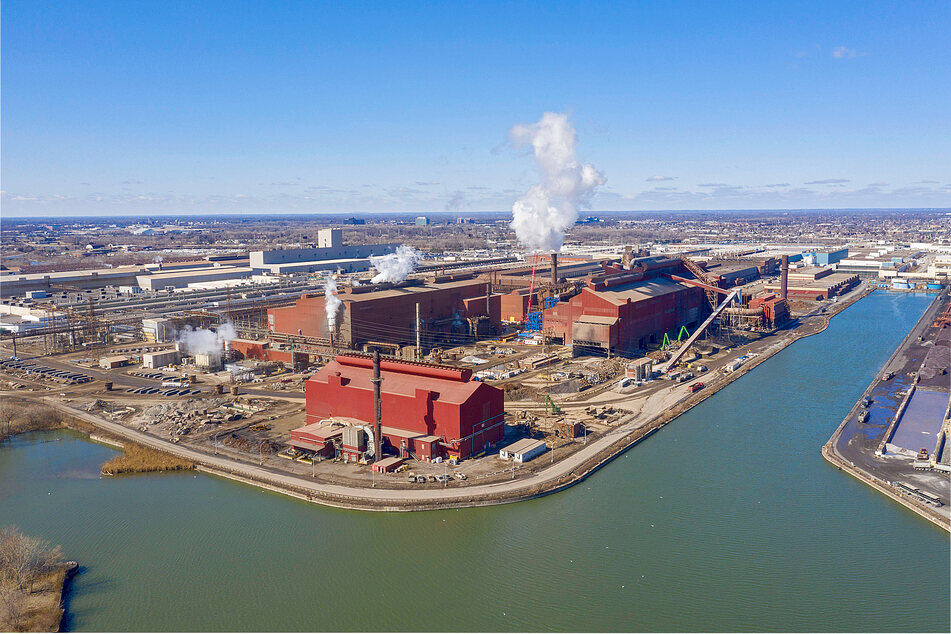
[305,368,503,458]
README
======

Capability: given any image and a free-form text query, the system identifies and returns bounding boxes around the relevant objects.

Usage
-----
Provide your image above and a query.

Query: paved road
[3,352,304,401]
[34,393,661,505]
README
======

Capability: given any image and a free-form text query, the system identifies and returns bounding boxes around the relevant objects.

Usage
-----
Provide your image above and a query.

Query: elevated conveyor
[662,289,741,373]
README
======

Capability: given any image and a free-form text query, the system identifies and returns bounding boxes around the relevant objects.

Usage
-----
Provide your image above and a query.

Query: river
[1,290,948,632]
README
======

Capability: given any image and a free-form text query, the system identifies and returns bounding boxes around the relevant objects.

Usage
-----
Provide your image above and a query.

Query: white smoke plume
[177,322,236,356]
[509,112,605,252]
[324,275,342,329]
[351,278,361,287]
[370,245,421,284]
[153,256,164,263]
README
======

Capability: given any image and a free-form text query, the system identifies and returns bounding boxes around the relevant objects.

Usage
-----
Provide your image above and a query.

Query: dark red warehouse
[303,354,504,461]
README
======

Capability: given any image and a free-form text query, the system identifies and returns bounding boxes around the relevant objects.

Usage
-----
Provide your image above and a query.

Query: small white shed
[499,438,547,463]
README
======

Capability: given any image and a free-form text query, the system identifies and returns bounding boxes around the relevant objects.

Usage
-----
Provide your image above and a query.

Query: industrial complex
[1,211,949,514]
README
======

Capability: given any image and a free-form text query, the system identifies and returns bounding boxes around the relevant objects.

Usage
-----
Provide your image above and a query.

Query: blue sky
[2,0,949,216]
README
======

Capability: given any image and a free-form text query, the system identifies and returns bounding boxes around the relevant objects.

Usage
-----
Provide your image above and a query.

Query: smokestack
[780,255,789,300]
[550,252,558,285]
[372,350,383,463]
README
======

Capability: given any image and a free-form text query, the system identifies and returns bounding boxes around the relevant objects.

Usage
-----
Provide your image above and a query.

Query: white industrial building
[0,266,148,298]
[250,229,397,275]
[142,317,176,343]
[499,438,547,463]
[136,266,253,291]
[142,349,180,369]
[0,304,67,333]
[194,351,223,371]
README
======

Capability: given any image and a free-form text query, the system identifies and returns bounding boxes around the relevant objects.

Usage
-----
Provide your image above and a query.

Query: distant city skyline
[2,1,949,217]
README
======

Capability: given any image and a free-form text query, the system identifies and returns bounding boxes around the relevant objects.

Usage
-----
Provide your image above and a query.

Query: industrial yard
[5,211,946,510]
[824,289,951,530]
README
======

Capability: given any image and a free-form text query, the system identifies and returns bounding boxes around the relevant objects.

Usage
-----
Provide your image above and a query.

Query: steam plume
[370,245,421,284]
[509,112,605,252]
[177,322,236,356]
[324,275,342,329]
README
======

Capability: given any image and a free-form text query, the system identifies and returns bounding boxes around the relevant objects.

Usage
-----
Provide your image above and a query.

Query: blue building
[815,248,848,266]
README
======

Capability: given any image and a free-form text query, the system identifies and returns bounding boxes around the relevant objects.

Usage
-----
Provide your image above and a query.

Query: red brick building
[543,260,706,356]
[267,276,499,350]
[229,337,309,368]
[303,355,504,460]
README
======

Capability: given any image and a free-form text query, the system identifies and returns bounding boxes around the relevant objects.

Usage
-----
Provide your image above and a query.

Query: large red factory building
[301,355,504,460]
[267,276,500,350]
[543,258,706,355]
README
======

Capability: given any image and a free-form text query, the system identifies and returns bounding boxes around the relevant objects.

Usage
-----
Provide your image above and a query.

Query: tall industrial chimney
[550,252,558,285]
[371,350,383,463]
[780,255,789,300]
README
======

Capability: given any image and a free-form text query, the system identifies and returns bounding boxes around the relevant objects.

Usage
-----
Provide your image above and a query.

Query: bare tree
[0,404,18,439]
[0,585,28,631]
[0,526,60,593]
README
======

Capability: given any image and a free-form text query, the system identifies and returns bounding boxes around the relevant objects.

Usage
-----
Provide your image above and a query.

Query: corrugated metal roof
[502,438,546,454]
[343,279,483,303]
[309,357,488,405]
[593,278,693,306]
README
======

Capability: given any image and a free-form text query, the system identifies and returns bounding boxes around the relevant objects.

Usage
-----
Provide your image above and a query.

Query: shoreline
[822,289,950,533]
[3,284,874,512]
[56,562,79,633]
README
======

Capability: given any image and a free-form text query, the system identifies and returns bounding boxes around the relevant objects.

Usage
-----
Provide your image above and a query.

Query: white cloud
[832,46,861,59]
[645,175,676,182]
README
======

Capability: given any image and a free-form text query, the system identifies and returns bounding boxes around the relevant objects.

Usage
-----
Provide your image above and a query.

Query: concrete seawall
[823,288,950,533]
[822,443,949,532]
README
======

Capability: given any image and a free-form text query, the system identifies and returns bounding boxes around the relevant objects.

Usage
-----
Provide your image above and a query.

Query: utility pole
[415,303,421,361]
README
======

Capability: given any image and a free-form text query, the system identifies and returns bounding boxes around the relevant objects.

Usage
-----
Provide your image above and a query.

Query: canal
[1,290,948,632]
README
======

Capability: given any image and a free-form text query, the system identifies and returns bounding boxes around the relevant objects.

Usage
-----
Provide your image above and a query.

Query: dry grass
[100,443,194,475]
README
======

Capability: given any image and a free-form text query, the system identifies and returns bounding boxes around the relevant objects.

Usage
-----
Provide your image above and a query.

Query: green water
[1,291,948,632]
